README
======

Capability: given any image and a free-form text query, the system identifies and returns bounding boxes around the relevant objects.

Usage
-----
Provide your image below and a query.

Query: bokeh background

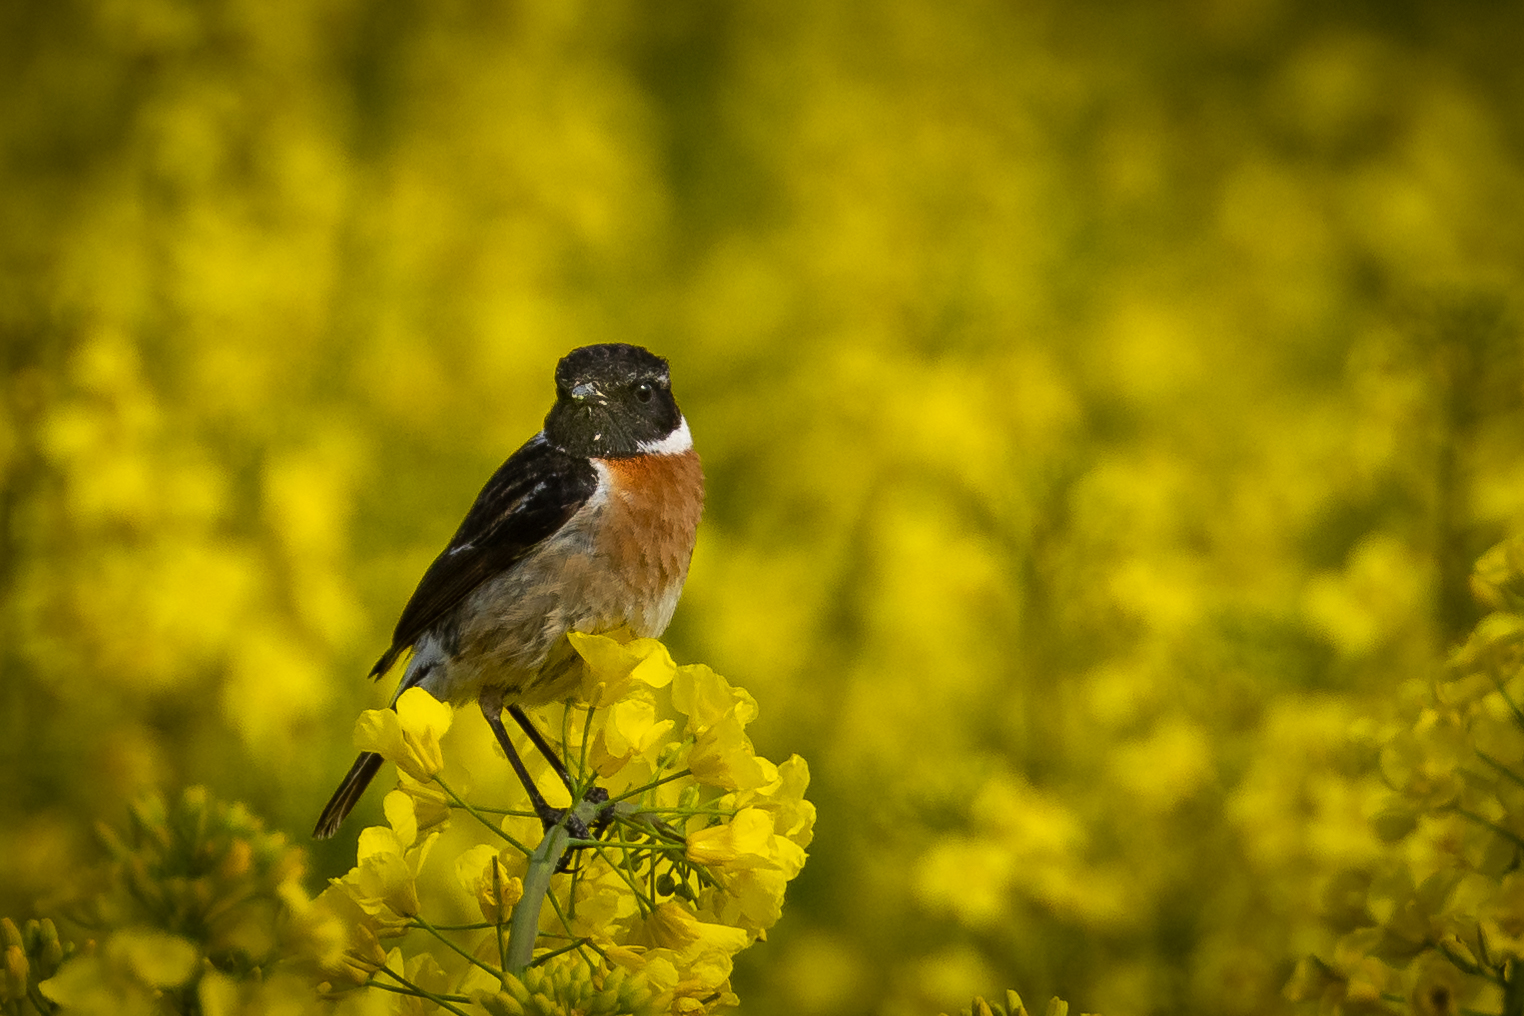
[4,1,1524,1013]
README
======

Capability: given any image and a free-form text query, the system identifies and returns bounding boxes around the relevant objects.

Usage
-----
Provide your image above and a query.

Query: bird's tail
[312,751,385,839]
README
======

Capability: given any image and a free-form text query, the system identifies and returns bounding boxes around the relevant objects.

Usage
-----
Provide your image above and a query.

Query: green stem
[1489,671,1524,732]
[540,891,608,970]
[493,857,509,972]
[415,920,497,932]
[1477,750,1524,793]
[580,704,597,780]
[413,915,504,981]
[365,978,474,1006]
[608,768,695,805]
[564,838,686,852]
[370,964,474,1016]
[436,775,532,855]
[27,984,56,1015]
[1453,806,1524,851]
[588,841,657,915]
[1506,958,1524,1016]
[530,937,594,967]
[505,821,571,973]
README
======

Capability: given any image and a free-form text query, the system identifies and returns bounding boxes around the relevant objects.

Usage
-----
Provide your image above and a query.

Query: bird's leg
[507,704,611,814]
[480,692,609,870]
[479,693,564,829]
[506,704,576,793]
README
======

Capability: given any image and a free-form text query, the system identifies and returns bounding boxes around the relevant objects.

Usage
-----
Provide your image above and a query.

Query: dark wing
[370,435,599,677]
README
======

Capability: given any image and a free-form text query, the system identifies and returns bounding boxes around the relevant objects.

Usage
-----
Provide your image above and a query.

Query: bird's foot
[542,785,615,873]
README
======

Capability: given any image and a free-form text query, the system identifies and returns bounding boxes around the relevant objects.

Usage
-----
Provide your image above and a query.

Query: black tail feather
[313,751,385,839]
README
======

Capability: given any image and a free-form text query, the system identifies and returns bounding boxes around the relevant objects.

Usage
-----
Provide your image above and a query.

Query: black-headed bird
[314,343,703,840]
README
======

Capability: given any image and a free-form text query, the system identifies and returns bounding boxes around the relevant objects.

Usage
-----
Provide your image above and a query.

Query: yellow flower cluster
[2,918,68,1012]
[5,788,353,1016]
[316,633,814,1015]
[942,988,1099,1016]
[1287,537,1524,1015]
[477,961,658,1016]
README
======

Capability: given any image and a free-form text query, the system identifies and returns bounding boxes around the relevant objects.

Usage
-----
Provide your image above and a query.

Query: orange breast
[594,449,704,627]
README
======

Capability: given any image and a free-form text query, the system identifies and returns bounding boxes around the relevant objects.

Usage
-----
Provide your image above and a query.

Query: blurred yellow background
[3,1,1524,1013]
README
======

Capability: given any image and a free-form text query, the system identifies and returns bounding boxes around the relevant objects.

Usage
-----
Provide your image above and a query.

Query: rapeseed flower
[571,630,677,707]
[14,790,344,1014]
[685,808,776,869]
[0,918,66,1007]
[1289,540,1524,1013]
[671,664,758,736]
[308,632,811,1014]
[353,687,453,783]
[477,958,660,1016]
[394,772,453,836]
[687,714,769,791]
[1,931,25,1005]
[916,773,1132,930]
[592,694,677,776]
[331,794,438,936]
[455,844,524,924]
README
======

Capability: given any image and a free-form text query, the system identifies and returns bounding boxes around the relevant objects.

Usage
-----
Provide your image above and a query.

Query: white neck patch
[637,416,693,456]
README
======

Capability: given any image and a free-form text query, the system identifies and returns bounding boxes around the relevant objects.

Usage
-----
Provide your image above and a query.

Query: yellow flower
[729,754,816,849]
[197,966,338,1016]
[1408,952,1469,1016]
[686,808,777,870]
[107,930,201,989]
[562,876,642,948]
[353,687,453,782]
[1343,955,1396,1007]
[591,694,676,776]
[396,952,451,1016]
[395,770,453,834]
[455,844,524,925]
[570,630,677,707]
[1468,536,1524,613]
[316,898,389,989]
[686,805,807,936]
[639,901,750,971]
[40,930,199,1013]
[916,837,1016,929]
[671,665,757,736]
[632,941,742,1015]
[2,919,27,1004]
[707,865,795,933]
[310,637,810,1014]
[383,790,419,846]
[276,880,348,973]
[333,815,438,935]
[687,715,767,790]
[1481,872,1524,960]
[37,955,134,1015]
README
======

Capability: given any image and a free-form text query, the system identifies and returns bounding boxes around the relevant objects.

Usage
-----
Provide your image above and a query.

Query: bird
[313,343,703,840]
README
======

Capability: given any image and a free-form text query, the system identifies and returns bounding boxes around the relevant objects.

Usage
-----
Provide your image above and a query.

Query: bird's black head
[544,344,686,459]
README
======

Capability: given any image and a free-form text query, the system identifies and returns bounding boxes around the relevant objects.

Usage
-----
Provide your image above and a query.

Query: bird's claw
[543,786,615,873]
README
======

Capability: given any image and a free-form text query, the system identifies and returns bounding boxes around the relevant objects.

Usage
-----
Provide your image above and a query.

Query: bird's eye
[634,382,654,403]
